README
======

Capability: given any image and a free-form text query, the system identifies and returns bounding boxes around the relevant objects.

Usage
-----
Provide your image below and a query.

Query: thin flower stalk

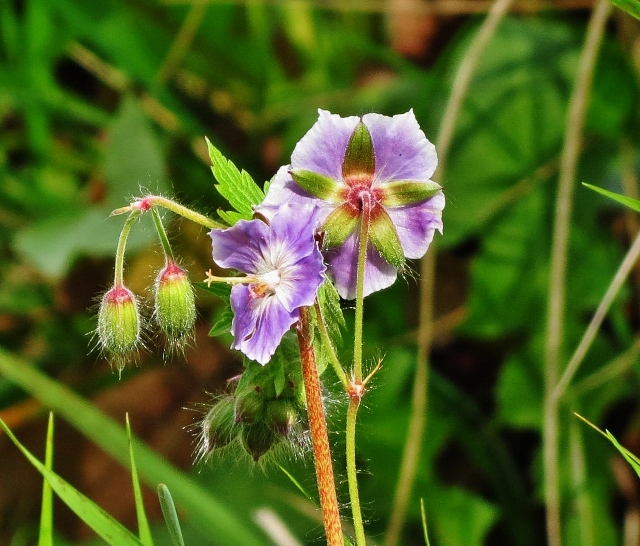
[346,397,366,546]
[151,207,174,262]
[543,2,611,546]
[345,195,373,546]
[114,211,141,287]
[112,194,224,230]
[313,300,350,391]
[297,307,344,546]
[385,0,514,543]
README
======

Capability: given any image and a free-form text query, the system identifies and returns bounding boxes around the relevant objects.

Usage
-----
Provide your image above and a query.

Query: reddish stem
[297,307,344,546]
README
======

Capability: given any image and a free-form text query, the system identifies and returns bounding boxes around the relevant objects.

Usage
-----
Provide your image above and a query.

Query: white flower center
[250,268,281,298]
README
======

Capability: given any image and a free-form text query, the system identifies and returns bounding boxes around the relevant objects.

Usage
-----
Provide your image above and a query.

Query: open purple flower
[209,204,325,365]
[258,109,444,299]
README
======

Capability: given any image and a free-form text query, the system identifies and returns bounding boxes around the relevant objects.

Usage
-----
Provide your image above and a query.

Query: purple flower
[258,110,444,299]
[209,204,325,365]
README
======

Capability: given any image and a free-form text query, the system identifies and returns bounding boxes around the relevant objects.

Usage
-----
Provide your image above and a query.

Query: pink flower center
[343,182,382,213]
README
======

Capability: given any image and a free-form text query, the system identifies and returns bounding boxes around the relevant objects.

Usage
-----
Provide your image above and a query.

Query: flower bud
[266,398,297,437]
[241,422,277,462]
[154,261,196,352]
[97,284,141,373]
[234,389,264,425]
[200,396,237,454]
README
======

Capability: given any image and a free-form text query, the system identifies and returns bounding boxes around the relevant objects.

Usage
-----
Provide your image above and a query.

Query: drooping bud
[266,398,297,437]
[97,284,141,373]
[241,422,277,462]
[234,389,265,425]
[154,261,196,353]
[200,396,238,455]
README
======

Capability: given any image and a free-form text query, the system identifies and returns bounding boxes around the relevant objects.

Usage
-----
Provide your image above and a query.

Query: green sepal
[342,120,375,181]
[369,203,405,267]
[321,203,359,247]
[290,170,343,202]
[381,180,442,207]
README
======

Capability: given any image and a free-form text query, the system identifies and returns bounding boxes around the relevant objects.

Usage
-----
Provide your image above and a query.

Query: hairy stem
[297,308,343,546]
[353,194,372,383]
[113,211,141,286]
[314,300,350,391]
[346,398,366,546]
[384,1,514,544]
[343,193,373,545]
[543,2,611,546]
[114,195,223,230]
[151,207,174,262]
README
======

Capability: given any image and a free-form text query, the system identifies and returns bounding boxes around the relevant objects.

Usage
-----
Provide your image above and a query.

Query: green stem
[297,308,344,546]
[151,207,174,262]
[543,3,610,546]
[346,398,366,546]
[113,211,140,286]
[353,194,371,383]
[314,300,349,391]
[116,195,224,230]
[384,3,515,543]
[344,194,372,546]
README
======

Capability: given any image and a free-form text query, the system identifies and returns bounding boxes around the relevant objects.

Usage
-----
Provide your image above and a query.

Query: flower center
[250,268,281,298]
[344,183,383,212]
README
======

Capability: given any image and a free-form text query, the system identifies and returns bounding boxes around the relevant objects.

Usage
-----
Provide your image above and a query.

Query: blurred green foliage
[2,1,640,545]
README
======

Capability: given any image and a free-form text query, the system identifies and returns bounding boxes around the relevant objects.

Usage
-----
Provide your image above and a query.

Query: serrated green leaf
[197,281,232,299]
[208,307,234,338]
[37,412,54,546]
[158,484,185,546]
[582,182,640,213]
[217,209,246,225]
[206,137,264,222]
[126,415,152,546]
[0,418,144,546]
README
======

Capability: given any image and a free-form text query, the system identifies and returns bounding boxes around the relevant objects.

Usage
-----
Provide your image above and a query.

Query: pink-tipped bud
[154,261,196,352]
[97,284,141,373]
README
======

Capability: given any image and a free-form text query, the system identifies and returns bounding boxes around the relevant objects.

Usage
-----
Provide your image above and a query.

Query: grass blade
[420,498,431,546]
[37,412,54,546]
[0,346,268,546]
[608,0,640,21]
[158,484,185,546]
[127,414,153,545]
[0,418,143,546]
[582,182,640,213]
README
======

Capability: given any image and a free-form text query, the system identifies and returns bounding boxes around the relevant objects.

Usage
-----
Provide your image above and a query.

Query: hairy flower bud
[266,398,297,436]
[200,396,237,454]
[154,261,196,352]
[241,422,277,462]
[234,389,265,425]
[97,284,141,373]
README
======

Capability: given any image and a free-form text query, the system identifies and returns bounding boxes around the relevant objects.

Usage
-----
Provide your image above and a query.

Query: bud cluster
[198,360,308,463]
[96,260,197,371]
